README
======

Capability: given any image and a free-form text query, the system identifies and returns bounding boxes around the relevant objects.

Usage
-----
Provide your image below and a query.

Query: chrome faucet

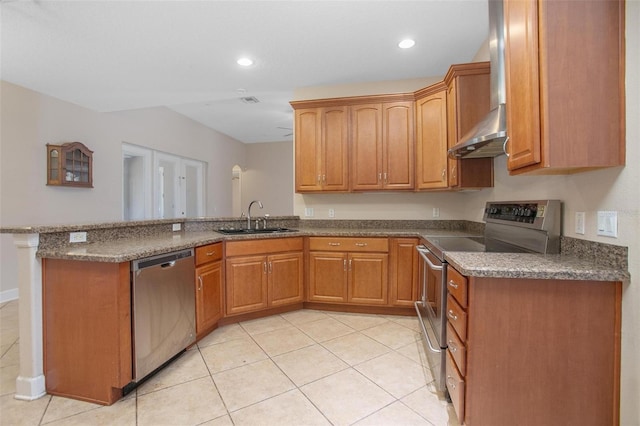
[246,200,263,229]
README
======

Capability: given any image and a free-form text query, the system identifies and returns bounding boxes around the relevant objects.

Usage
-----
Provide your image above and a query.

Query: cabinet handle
[322,174,326,183]
[348,259,352,271]
[197,276,203,291]
[328,242,341,246]
[451,166,457,179]
[448,340,458,352]
[263,262,267,274]
[446,376,457,390]
[354,242,367,247]
[503,136,510,157]
[441,169,446,181]
[448,280,458,289]
[447,310,458,321]
[268,261,273,273]
[317,174,321,184]
[206,251,215,257]
[378,172,382,182]
[383,172,388,183]
[343,259,347,271]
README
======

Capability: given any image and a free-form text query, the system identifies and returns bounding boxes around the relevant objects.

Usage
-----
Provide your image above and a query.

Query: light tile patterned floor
[0,300,460,425]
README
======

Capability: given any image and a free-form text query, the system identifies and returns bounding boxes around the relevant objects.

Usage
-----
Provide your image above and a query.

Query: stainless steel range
[415,200,561,396]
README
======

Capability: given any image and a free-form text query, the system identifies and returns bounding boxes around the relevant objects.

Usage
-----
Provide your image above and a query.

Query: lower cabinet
[42,259,131,405]
[225,237,304,316]
[388,238,419,306]
[445,265,622,426]
[195,243,223,339]
[308,237,389,305]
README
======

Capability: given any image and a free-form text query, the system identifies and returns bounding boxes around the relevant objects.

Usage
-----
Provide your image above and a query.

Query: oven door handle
[414,301,442,354]
[416,245,443,271]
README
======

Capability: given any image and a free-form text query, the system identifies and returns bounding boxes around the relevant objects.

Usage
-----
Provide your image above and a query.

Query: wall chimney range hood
[448,0,507,159]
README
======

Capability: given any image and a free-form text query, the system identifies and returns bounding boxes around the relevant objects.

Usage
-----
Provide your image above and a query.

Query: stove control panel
[484,200,561,229]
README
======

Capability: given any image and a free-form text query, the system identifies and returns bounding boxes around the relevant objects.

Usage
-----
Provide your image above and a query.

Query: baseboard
[0,288,19,303]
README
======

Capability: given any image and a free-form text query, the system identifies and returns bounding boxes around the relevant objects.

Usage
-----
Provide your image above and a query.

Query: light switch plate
[597,211,618,238]
[575,212,585,235]
[328,208,335,218]
[304,208,314,217]
[432,207,440,218]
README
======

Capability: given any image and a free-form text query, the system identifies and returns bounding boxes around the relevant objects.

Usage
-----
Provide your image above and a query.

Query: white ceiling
[1,0,489,143]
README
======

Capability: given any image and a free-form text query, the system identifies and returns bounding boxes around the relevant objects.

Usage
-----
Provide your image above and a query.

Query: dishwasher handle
[133,249,194,271]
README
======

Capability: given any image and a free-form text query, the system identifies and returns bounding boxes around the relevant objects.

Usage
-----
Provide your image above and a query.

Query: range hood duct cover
[449,0,507,159]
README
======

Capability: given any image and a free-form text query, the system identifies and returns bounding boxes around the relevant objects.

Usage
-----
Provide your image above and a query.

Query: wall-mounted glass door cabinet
[47,142,93,188]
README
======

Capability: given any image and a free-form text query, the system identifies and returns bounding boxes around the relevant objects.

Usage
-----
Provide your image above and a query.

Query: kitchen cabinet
[46,142,93,187]
[195,242,223,339]
[503,0,625,174]
[415,83,449,190]
[294,107,349,192]
[443,62,494,189]
[445,265,621,425]
[350,101,414,191]
[225,238,303,315]
[42,259,131,405]
[308,237,389,305]
[388,237,419,307]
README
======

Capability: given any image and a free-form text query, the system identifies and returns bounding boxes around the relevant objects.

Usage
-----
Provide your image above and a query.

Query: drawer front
[308,237,388,252]
[446,350,465,423]
[226,237,304,257]
[447,266,468,308]
[447,294,467,341]
[195,242,223,266]
[447,322,466,376]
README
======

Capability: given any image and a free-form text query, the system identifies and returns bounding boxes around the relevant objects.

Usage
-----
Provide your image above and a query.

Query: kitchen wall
[0,81,247,298]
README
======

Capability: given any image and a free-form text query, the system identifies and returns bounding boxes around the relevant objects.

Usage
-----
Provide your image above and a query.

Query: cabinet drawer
[447,266,468,308]
[308,237,388,252]
[447,322,466,376]
[447,294,467,341]
[446,350,465,423]
[195,242,223,266]
[226,237,304,257]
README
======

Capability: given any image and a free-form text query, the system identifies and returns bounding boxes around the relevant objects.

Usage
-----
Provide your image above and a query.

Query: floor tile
[0,363,19,396]
[402,386,459,426]
[295,317,355,342]
[0,341,19,367]
[199,336,267,374]
[272,344,348,386]
[281,309,330,325]
[396,339,429,366]
[361,321,420,349]
[197,323,250,348]
[387,314,422,332]
[355,351,429,398]
[355,401,433,425]
[213,359,295,412]
[329,311,390,331]
[137,376,226,426]
[137,347,210,395]
[0,393,51,426]
[230,389,330,426]
[41,395,101,424]
[301,369,395,426]
[239,315,291,336]
[322,332,391,366]
[199,414,234,426]
[45,395,136,426]
[251,325,314,357]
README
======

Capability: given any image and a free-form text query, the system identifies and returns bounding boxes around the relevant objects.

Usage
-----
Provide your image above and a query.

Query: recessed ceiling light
[398,39,416,49]
[237,57,254,66]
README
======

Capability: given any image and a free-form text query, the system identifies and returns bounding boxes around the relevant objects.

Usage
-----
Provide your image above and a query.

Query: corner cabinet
[195,242,224,339]
[504,0,625,174]
[46,142,93,187]
[415,83,449,190]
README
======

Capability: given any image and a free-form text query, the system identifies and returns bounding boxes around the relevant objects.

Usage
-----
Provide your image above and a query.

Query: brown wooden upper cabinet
[415,83,449,190]
[46,142,93,188]
[350,101,415,191]
[294,106,349,192]
[504,0,625,174]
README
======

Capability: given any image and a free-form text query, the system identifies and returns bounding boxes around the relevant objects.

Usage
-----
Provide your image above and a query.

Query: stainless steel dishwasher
[131,249,196,382]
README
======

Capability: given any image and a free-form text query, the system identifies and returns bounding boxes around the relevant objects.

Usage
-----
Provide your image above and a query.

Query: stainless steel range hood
[448,0,507,159]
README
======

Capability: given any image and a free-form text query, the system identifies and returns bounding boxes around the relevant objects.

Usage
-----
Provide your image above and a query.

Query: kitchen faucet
[246,200,263,229]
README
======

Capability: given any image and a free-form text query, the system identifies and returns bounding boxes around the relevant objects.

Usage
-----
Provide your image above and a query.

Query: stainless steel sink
[216,227,297,235]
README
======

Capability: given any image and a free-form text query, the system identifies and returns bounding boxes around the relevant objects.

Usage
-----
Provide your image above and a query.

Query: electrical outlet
[432,207,440,218]
[69,231,87,243]
[304,208,314,217]
[597,211,618,238]
[172,223,181,232]
[328,208,335,218]
[575,212,585,235]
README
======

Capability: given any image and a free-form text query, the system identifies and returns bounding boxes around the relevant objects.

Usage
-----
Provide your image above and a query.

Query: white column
[13,233,46,401]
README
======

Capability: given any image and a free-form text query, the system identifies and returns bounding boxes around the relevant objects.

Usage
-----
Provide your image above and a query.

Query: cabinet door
[308,252,348,302]
[416,90,449,189]
[348,253,388,305]
[446,83,460,188]
[321,106,350,191]
[504,0,542,170]
[268,252,304,307]
[350,104,383,190]
[295,108,322,191]
[225,255,268,315]
[383,102,415,190]
[389,238,419,307]
[195,260,223,337]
